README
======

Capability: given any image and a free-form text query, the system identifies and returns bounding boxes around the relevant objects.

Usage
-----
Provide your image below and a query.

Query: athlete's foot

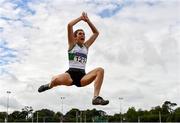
[92,96,109,105]
[38,84,51,93]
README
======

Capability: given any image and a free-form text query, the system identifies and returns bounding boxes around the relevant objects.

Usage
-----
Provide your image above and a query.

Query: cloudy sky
[0,0,180,115]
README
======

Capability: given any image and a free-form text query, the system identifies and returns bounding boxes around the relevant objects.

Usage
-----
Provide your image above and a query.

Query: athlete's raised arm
[67,14,85,50]
[83,13,99,48]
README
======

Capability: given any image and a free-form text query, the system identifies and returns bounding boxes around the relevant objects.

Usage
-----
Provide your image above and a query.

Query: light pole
[60,97,65,114]
[76,111,78,123]
[159,111,161,123]
[36,112,38,123]
[119,97,123,123]
[43,117,46,123]
[6,91,11,122]
[32,112,33,123]
[80,111,82,122]
[138,116,140,123]
[84,111,86,123]
[60,96,65,122]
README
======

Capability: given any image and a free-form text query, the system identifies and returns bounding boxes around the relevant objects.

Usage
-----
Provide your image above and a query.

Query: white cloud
[0,0,180,115]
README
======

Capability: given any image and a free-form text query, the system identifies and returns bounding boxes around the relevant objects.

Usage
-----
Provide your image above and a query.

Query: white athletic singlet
[68,44,88,70]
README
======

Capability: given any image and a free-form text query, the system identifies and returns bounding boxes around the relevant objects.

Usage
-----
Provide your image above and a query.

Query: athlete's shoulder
[68,43,76,52]
[83,43,89,50]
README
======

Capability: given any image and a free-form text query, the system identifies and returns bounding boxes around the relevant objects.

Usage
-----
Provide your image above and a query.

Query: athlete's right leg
[38,73,73,92]
[49,73,73,87]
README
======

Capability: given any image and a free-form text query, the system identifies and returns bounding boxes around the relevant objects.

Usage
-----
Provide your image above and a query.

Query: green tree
[1,101,179,122]
[35,109,55,122]
[136,109,149,122]
[162,101,177,122]
[0,112,6,122]
[150,106,162,115]
[64,108,79,122]
[8,111,21,122]
[21,106,33,121]
[162,101,177,114]
[174,107,180,122]
[125,107,138,122]
[86,108,101,122]
[108,114,120,122]
[54,112,63,122]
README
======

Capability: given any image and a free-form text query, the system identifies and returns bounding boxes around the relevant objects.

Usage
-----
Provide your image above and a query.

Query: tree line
[0,101,180,122]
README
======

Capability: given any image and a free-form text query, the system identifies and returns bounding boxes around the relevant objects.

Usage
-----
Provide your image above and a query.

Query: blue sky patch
[0,40,19,66]
[98,6,122,18]
[0,27,3,32]
[145,1,160,6]
[97,0,133,18]
[12,0,36,15]
[0,0,37,29]
[97,0,160,18]
[0,16,33,28]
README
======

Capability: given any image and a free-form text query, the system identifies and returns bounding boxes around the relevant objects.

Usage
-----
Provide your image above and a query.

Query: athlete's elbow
[95,31,99,36]
[67,23,73,28]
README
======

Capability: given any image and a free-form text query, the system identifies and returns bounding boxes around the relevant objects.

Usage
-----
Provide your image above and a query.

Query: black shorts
[65,68,86,87]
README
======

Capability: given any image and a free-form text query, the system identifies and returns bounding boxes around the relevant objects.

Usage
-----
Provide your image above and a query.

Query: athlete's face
[75,30,85,44]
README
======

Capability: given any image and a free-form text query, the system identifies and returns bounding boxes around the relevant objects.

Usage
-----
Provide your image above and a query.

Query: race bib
[68,52,87,64]
[74,56,87,64]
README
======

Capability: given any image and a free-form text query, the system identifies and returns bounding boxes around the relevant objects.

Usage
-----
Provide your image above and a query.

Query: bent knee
[51,76,57,82]
[96,67,104,73]
[52,74,72,83]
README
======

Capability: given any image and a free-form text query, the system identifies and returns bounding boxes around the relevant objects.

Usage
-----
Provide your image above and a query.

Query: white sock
[93,96,98,99]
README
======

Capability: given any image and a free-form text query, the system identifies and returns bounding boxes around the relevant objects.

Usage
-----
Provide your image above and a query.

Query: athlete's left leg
[81,67,104,96]
[80,67,109,105]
